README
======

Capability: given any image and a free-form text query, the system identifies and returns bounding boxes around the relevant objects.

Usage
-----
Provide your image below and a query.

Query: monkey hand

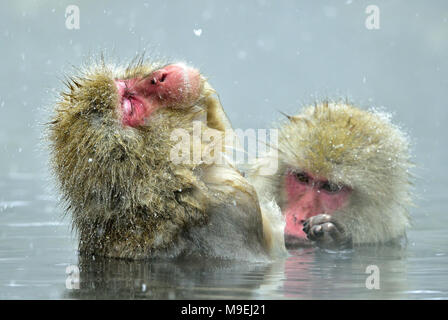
[302,214,352,249]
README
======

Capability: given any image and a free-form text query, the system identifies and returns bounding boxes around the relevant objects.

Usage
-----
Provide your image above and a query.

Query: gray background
[1,1,447,192]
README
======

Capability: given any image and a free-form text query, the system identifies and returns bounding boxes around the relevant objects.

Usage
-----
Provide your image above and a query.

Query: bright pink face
[114,64,202,127]
[283,170,352,245]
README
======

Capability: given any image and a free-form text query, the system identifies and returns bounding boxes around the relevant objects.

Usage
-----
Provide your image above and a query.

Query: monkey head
[251,102,413,248]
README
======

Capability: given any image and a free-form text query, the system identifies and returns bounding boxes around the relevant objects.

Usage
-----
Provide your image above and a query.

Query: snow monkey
[48,56,284,260]
[249,101,413,249]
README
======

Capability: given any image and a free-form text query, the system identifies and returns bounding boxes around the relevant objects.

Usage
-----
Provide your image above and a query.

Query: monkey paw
[302,214,352,249]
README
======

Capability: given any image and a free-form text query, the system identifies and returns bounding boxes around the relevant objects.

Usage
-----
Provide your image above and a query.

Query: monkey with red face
[250,101,413,249]
[48,57,284,260]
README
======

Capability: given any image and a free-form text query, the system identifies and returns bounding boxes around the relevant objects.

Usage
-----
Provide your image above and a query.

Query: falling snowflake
[193,28,202,37]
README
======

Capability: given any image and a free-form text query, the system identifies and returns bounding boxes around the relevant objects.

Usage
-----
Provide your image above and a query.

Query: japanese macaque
[48,57,283,260]
[249,102,413,249]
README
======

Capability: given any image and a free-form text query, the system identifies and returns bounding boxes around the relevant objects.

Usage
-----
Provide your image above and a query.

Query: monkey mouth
[114,79,153,127]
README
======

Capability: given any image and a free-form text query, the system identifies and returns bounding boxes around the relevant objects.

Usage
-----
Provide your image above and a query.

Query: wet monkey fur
[48,56,284,260]
[250,102,413,249]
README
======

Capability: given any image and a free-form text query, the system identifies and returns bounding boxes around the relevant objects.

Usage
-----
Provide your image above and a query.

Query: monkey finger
[308,222,343,246]
[320,222,352,248]
[323,222,343,242]
[306,214,332,228]
[302,222,310,234]
[303,215,329,236]
[327,217,346,235]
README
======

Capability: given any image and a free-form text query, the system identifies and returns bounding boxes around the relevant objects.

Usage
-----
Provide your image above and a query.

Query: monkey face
[283,170,352,245]
[114,63,203,127]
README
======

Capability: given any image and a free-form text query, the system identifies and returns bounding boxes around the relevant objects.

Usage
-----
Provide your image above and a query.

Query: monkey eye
[320,181,343,193]
[294,172,310,184]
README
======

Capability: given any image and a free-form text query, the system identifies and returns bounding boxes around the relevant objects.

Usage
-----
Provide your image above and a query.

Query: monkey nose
[149,70,168,85]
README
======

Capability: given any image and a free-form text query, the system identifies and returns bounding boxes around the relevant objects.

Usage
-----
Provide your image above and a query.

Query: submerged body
[49,58,281,260]
[250,102,413,249]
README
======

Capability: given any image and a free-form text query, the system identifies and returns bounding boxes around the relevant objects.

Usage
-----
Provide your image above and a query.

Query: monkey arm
[191,163,271,259]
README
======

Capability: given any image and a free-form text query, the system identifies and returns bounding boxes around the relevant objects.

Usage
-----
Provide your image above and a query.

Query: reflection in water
[283,246,409,299]
[1,175,447,299]
[66,255,281,299]
[64,245,411,300]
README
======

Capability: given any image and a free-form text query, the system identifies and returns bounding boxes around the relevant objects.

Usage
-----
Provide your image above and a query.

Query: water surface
[0,174,447,299]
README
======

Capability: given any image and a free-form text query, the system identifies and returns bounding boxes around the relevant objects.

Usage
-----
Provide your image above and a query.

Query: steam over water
[0,1,447,299]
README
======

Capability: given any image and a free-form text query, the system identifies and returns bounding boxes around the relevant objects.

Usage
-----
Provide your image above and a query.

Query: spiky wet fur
[250,101,413,245]
[48,59,270,260]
